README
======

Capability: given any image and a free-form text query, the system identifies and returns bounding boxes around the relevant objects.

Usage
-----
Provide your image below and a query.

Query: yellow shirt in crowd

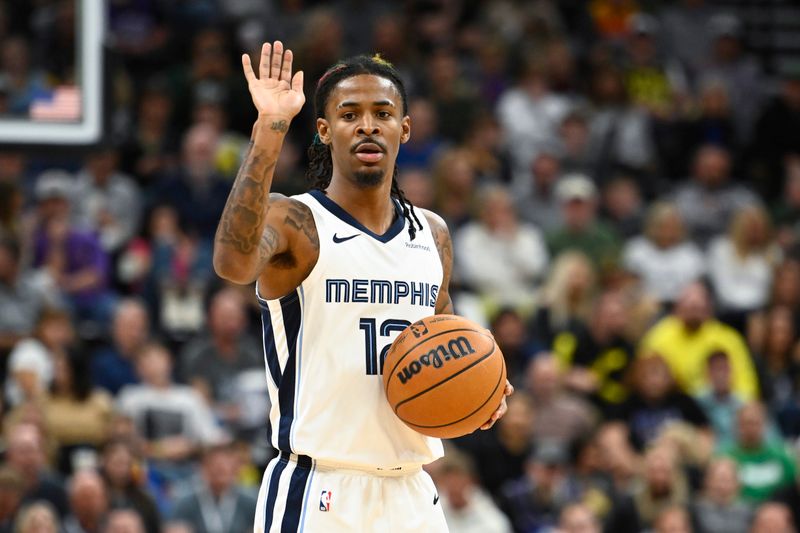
[639,316,759,400]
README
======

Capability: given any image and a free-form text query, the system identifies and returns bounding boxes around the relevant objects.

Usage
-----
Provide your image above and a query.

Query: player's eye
[377,111,391,119]
[342,112,357,120]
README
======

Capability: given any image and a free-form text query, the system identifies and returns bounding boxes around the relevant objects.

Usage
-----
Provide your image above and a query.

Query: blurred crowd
[1,0,800,532]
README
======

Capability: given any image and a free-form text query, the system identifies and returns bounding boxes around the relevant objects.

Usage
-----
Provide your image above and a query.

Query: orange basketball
[382,314,506,439]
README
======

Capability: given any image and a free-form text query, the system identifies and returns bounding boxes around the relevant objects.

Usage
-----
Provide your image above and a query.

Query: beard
[353,167,385,188]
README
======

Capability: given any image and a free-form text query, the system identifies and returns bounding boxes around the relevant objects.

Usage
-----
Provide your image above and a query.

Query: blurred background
[1,0,800,532]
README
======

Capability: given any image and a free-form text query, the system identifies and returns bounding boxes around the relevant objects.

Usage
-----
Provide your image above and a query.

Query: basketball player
[213,41,513,532]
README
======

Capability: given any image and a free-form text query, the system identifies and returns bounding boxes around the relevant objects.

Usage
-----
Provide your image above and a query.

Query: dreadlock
[305,54,423,240]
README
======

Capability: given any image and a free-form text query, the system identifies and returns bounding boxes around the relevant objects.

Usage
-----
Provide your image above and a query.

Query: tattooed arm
[422,210,454,315]
[213,40,305,284]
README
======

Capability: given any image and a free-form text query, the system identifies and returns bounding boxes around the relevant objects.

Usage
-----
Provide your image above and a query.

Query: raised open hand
[242,41,305,122]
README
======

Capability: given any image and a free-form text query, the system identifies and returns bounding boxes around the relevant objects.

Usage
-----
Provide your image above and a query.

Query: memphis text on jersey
[325,278,439,307]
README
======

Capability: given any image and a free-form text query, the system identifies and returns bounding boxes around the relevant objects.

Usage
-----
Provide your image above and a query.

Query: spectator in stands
[617,354,712,453]
[690,457,752,533]
[116,343,225,475]
[586,66,656,187]
[672,145,759,247]
[154,124,230,242]
[63,469,108,533]
[454,184,549,312]
[600,175,644,240]
[0,466,24,531]
[170,442,257,533]
[0,235,55,352]
[5,308,74,407]
[429,448,512,533]
[532,251,597,347]
[497,55,571,179]
[31,170,115,326]
[396,98,445,170]
[640,281,760,400]
[622,14,688,118]
[724,402,797,503]
[424,48,480,144]
[488,308,539,384]
[702,13,765,144]
[694,350,780,448]
[143,205,212,337]
[525,355,597,449]
[752,70,800,202]
[432,149,477,230]
[73,144,142,254]
[397,168,435,211]
[676,80,737,174]
[746,305,800,437]
[453,393,535,496]
[103,509,146,533]
[460,112,511,184]
[558,503,601,533]
[749,502,795,533]
[498,441,574,533]
[13,501,60,533]
[622,202,705,305]
[546,173,621,273]
[631,445,690,528]
[100,440,160,533]
[653,505,693,533]
[119,77,179,187]
[515,150,563,232]
[91,299,149,395]
[553,289,635,415]
[708,205,780,324]
[5,422,68,517]
[180,287,263,431]
[771,159,800,249]
[558,111,593,177]
[0,36,49,116]
[44,351,113,473]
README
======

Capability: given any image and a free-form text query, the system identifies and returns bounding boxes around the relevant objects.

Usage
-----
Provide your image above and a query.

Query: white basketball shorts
[253,452,449,532]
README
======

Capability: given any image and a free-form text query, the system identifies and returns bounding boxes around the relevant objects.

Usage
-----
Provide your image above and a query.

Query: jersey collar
[309,189,406,243]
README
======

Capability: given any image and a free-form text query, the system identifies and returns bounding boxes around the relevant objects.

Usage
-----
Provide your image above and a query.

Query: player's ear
[316,118,331,145]
[400,115,411,144]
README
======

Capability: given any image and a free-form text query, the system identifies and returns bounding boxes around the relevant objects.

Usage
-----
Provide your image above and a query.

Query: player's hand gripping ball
[382,314,507,438]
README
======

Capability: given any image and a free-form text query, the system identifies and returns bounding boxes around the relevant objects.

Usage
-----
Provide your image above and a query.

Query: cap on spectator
[709,13,742,39]
[34,170,73,201]
[629,13,659,36]
[556,173,597,202]
[530,440,568,466]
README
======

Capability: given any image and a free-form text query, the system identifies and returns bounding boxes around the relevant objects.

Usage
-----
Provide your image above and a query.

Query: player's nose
[356,116,380,136]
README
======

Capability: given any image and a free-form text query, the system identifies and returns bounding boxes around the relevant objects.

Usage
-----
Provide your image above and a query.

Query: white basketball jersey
[255,190,444,469]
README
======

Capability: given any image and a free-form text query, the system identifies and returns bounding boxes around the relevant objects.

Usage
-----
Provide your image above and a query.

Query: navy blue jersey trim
[263,456,289,531]
[308,189,405,243]
[278,289,302,452]
[281,458,313,532]
[259,305,283,387]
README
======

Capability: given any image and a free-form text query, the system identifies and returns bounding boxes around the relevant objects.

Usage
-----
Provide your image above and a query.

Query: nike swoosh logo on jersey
[332,233,360,243]
[433,494,439,505]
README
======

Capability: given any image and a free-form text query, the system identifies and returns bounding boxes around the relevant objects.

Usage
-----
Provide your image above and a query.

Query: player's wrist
[254,114,293,135]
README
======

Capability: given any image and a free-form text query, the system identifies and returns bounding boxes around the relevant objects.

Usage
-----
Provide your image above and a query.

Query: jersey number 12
[359,318,411,375]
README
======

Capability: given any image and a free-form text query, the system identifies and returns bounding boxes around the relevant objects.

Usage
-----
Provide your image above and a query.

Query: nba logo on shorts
[319,490,332,512]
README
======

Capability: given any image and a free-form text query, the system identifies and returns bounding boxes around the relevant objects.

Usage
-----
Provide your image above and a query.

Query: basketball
[382,314,507,439]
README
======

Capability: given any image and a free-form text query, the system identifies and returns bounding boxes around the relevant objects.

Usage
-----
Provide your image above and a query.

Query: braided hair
[306,55,423,240]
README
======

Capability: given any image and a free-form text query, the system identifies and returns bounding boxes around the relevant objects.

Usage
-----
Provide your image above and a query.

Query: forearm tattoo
[216,142,276,255]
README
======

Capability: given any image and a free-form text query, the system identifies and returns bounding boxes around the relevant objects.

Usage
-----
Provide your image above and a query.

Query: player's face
[318,74,410,188]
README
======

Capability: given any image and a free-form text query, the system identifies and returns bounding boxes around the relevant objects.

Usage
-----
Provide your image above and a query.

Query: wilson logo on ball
[396,336,476,384]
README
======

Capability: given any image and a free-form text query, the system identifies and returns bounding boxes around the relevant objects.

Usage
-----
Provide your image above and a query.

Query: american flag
[29,86,82,121]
